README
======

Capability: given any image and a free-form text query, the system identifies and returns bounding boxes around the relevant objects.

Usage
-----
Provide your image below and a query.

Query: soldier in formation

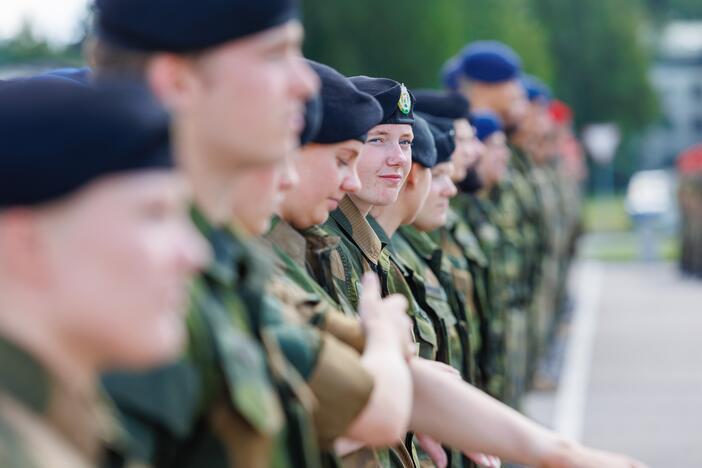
[0,0,648,467]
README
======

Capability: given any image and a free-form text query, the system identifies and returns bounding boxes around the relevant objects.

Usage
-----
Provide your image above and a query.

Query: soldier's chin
[110,317,186,370]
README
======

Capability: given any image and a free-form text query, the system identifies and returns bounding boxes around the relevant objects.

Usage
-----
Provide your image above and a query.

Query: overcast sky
[0,0,91,45]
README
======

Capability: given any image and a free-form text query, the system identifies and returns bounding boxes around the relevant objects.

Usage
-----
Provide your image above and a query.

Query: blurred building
[640,21,702,169]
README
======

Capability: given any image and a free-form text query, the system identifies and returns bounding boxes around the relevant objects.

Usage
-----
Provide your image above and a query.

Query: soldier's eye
[366,137,383,144]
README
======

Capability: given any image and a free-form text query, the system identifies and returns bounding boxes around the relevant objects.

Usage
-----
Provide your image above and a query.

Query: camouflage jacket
[505,148,547,299]
[451,193,510,399]
[264,217,422,468]
[429,209,488,389]
[318,197,420,468]
[0,336,126,468]
[393,225,473,381]
[103,208,321,468]
[393,225,479,468]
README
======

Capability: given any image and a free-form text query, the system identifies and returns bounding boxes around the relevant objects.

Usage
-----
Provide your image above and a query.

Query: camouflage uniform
[265,216,415,468]
[103,209,321,468]
[507,149,548,382]
[318,195,426,467]
[0,336,126,468]
[429,208,489,392]
[449,195,508,400]
[322,196,438,361]
[529,161,567,364]
[393,225,478,468]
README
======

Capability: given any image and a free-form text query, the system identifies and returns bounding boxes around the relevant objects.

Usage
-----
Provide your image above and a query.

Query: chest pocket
[204,301,284,437]
[423,283,464,372]
[413,305,438,361]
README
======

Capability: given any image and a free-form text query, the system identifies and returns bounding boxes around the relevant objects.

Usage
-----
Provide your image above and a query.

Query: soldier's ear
[147,53,197,112]
[405,162,422,187]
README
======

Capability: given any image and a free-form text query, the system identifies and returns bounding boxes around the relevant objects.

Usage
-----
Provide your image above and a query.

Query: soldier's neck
[347,194,373,217]
[174,120,240,226]
[0,293,98,396]
[369,204,405,238]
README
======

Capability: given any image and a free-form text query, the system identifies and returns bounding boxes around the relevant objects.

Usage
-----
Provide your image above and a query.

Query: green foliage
[645,0,702,19]
[303,0,657,136]
[302,0,553,89]
[0,21,82,67]
[532,0,658,133]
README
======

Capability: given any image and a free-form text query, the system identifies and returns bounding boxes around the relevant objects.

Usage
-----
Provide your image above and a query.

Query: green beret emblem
[398,83,411,115]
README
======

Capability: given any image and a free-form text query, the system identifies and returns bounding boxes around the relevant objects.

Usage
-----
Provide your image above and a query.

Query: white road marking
[552,261,604,441]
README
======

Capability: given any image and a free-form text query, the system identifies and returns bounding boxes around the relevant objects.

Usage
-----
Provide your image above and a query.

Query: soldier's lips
[378,174,403,186]
[326,198,340,210]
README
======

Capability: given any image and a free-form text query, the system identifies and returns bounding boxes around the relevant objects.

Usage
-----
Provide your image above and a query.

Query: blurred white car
[625,169,678,231]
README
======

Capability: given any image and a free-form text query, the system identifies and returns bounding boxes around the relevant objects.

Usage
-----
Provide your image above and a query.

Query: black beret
[411,116,437,169]
[307,61,382,144]
[413,89,470,120]
[426,121,456,166]
[417,112,454,133]
[349,76,415,126]
[95,0,298,52]
[0,77,171,208]
[300,93,323,146]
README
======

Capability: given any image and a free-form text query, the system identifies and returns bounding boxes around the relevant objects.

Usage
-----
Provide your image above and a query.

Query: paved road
[525,261,702,467]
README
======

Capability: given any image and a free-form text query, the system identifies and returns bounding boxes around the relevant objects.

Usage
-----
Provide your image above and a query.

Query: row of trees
[303,0,660,134]
[301,0,701,186]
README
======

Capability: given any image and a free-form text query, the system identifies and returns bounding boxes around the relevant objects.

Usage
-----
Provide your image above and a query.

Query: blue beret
[95,0,298,52]
[472,111,504,142]
[426,122,456,166]
[441,56,462,90]
[349,76,415,126]
[307,61,383,144]
[458,41,522,83]
[521,74,552,103]
[40,67,91,85]
[414,89,470,120]
[300,93,323,146]
[411,116,437,169]
[0,77,171,208]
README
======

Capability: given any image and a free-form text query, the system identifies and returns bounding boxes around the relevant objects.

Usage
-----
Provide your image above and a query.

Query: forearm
[343,336,413,445]
[408,358,564,466]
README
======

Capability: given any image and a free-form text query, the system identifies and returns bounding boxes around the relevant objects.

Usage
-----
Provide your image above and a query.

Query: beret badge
[398,83,412,115]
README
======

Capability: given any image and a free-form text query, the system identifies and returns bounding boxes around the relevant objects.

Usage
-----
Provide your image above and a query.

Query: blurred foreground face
[413,162,458,231]
[352,124,413,208]
[451,119,482,182]
[477,132,510,188]
[229,153,299,235]
[33,171,209,368]
[280,140,362,229]
[167,21,319,168]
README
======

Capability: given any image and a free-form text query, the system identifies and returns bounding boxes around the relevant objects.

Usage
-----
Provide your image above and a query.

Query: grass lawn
[580,195,679,262]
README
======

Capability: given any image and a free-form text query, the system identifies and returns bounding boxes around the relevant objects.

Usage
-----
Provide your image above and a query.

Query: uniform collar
[191,206,266,289]
[397,225,438,262]
[330,195,383,264]
[0,335,125,463]
[264,216,307,269]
